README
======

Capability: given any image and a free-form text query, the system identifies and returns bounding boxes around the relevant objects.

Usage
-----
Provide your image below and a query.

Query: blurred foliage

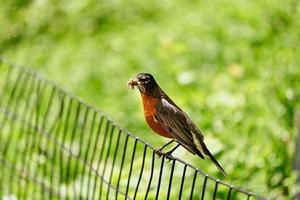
[1,0,300,198]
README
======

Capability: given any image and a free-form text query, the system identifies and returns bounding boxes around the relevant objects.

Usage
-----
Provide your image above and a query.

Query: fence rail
[0,58,266,199]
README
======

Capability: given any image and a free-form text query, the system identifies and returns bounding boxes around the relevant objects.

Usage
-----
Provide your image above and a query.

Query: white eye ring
[142,77,150,83]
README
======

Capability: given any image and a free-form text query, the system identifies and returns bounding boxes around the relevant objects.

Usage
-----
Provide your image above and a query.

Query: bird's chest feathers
[141,93,172,138]
[141,93,160,116]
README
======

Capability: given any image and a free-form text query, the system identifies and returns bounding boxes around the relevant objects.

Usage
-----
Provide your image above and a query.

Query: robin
[128,72,227,176]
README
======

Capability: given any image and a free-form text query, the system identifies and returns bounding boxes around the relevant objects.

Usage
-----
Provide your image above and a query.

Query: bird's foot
[155,148,163,157]
[155,147,175,161]
[165,151,174,161]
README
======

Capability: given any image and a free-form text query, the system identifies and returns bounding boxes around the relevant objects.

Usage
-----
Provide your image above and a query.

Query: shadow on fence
[0,59,266,199]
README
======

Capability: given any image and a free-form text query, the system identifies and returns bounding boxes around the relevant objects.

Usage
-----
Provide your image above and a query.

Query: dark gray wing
[155,98,227,175]
[155,98,205,158]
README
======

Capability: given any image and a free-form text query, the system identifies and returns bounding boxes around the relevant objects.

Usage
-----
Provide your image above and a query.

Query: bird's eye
[141,76,150,82]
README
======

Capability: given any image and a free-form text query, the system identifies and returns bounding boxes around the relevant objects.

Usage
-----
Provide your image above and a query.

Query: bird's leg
[165,144,180,160]
[155,140,175,157]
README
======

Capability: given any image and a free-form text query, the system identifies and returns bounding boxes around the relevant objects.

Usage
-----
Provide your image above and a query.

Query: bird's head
[127,73,158,95]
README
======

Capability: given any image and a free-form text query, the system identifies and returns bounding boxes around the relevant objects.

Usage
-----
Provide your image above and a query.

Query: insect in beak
[127,78,140,89]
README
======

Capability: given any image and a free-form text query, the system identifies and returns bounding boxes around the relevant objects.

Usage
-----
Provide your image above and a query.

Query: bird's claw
[155,148,163,157]
[165,152,174,161]
[155,148,174,161]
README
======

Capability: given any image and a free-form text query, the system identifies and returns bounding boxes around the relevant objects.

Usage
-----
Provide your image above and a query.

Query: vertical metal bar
[166,159,176,200]
[189,170,197,200]
[125,138,138,197]
[41,86,56,130]
[38,87,60,199]
[227,187,232,200]
[178,164,187,200]
[38,87,62,198]
[19,75,37,200]
[99,123,115,198]
[213,181,219,200]
[91,116,106,200]
[13,74,34,198]
[201,175,208,200]
[80,110,97,199]
[247,194,251,200]
[54,92,66,198]
[95,119,110,200]
[115,134,129,200]
[26,79,43,199]
[65,102,82,197]
[73,107,89,198]
[59,96,72,198]
[133,145,147,200]
[144,151,155,200]
[7,68,28,117]
[106,129,122,199]
[34,78,43,128]
[155,156,165,200]
[33,81,48,199]
[4,67,23,107]
[48,90,65,198]
[88,115,104,199]
[5,109,20,197]
[49,102,64,199]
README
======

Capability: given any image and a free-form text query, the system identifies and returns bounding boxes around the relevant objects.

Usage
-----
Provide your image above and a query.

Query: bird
[127,72,227,176]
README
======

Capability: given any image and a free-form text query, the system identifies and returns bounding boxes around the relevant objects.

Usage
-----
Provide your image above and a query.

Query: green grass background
[1,0,300,198]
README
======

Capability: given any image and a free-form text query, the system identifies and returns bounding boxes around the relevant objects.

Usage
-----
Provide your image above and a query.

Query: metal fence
[0,59,266,199]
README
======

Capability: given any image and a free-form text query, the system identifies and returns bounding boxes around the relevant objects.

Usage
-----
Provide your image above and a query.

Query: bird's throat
[141,93,160,116]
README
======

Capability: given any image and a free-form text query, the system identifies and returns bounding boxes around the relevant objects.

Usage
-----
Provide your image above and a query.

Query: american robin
[128,72,227,176]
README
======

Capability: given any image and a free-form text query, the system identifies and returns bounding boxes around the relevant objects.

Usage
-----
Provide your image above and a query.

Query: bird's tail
[203,145,227,176]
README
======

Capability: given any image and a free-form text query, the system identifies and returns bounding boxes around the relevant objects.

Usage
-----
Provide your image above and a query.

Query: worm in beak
[127,78,140,89]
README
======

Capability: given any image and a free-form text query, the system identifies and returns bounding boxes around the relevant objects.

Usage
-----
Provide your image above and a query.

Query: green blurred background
[1,0,300,198]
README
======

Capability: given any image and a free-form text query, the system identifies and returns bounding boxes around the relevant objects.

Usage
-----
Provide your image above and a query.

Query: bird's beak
[127,78,140,89]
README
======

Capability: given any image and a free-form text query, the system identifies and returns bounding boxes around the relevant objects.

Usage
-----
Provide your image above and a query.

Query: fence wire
[0,59,266,200]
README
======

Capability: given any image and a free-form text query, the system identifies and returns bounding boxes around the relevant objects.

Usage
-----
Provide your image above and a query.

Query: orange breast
[141,93,172,138]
